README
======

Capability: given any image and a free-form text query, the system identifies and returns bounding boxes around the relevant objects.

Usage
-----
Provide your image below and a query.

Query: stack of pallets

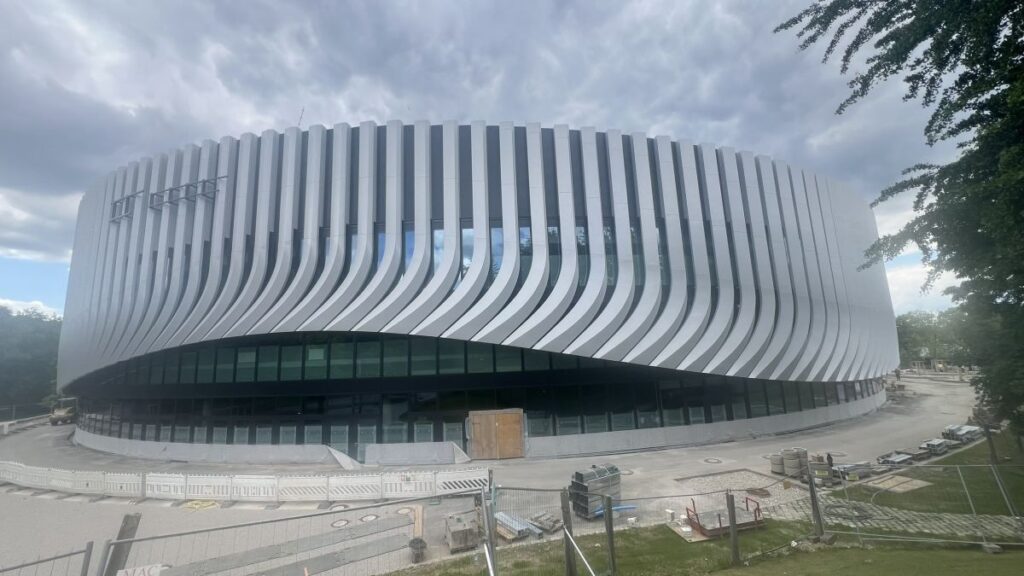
[570,464,621,519]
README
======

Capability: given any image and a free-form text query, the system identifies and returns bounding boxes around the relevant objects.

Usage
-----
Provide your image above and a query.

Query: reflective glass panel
[494,346,522,372]
[467,341,493,374]
[257,346,279,382]
[236,347,257,382]
[410,337,437,376]
[305,344,328,380]
[329,424,349,453]
[438,340,465,374]
[330,340,354,379]
[280,346,303,381]
[304,423,323,445]
[356,339,381,378]
[382,337,409,377]
[215,348,235,383]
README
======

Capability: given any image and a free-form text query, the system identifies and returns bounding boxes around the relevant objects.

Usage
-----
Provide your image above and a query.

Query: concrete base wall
[363,441,471,466]
[525,390,887,458]
[73,428,362,469]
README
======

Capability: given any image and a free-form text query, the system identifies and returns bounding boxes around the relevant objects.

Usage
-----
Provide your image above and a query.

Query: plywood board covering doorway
[468,408,524,459]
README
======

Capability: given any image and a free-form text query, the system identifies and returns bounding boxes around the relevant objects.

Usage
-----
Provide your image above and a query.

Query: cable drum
[794,447,809,476]
[781,449,802,477]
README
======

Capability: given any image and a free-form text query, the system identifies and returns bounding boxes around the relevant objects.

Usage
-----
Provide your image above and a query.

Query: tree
[0,306,62,407]
[894,309,976,367]
[777,1,1023,433]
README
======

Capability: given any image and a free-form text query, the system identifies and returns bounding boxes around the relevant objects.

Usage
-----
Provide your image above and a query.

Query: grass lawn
[836,432,1024,516]
[396,521,808,576]
[395,520,1022,575]
[717,546,1024,576]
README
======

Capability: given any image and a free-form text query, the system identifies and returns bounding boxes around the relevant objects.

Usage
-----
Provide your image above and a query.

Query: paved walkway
[0,373,977,498]
[766,494,1024,540]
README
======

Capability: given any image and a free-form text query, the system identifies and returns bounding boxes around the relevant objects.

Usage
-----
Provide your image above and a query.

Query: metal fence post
[603,494,617,576]
[481,487,497,576]
[560,489,577,576]
[989,464,1024,538]
[93,541,112,576]
[841,478,863,547]
[79,541,94,576]
[102,513,142,576]
[726,492,740,566]
[807,473,825,539]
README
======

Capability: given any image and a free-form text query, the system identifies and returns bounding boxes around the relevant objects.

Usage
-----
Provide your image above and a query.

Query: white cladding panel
[58,122,898,388]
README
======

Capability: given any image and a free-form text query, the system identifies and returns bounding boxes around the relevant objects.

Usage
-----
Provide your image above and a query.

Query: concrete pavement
[0,373,976,567]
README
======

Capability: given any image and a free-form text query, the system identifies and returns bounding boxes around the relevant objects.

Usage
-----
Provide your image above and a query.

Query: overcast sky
[0,0,959,316]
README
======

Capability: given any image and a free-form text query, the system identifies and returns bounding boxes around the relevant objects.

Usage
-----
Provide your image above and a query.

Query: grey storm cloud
[0,0,953,268]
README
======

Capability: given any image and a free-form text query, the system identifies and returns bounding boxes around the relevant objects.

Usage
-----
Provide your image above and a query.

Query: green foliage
[895,308,975,366]
[777,0,1024,433]
[0,305,61,405]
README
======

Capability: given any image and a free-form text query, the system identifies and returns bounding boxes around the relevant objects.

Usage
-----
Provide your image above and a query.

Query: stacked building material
[570,464,621,519]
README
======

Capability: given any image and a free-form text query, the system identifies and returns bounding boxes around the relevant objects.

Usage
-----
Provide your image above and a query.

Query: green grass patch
[835,433,1024,515]
[395,521,1023,575]
[395,520,808,576]
[719,546,1024,576]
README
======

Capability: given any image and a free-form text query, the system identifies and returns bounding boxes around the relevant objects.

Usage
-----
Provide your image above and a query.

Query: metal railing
[0,542,93,576]
[93,489,482,576]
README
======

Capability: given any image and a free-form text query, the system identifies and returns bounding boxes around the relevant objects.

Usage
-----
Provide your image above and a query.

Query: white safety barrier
[0,459,489,502]
[0,415,49,436]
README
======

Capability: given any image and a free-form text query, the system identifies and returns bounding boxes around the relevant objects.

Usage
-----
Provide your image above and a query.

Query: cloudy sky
[0,0,959,317]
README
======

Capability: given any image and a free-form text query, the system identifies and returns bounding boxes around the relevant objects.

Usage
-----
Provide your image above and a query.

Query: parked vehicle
[942,424,982,443]
[877,452,914,466]
[919,438,949,455]
[49,397,77,425]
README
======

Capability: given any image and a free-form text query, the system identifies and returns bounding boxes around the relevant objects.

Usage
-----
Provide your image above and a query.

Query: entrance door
[468,409,524,459]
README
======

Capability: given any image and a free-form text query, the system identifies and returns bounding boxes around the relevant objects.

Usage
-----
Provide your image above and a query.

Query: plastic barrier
[381,471,436,498]
[186,475,233,500]
[328,474,387,501]
[437,468,490,494]
[0,460,489,502]
[278,476,330,501]
[230,475,278,501]
[145,473,187,500]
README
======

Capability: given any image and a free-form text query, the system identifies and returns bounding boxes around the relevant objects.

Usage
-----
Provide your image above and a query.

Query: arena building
[57,121,897,461]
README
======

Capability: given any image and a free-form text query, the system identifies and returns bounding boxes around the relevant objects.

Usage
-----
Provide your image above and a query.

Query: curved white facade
[59,120,898,389]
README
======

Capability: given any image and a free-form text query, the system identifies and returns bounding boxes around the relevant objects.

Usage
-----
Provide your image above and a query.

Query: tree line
[0,306,61,407]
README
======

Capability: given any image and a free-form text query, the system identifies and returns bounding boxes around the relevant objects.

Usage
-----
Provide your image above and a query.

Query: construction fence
[5,463,1022,576]
[0,542,93,576]
[89,491,484,576]
[0,461,489,503]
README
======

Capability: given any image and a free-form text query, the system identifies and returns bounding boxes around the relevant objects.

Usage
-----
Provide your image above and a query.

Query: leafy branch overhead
[776,0,1024,305]
[777,0,1024,433]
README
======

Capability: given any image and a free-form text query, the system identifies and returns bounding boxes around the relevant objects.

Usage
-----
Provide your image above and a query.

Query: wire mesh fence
[485,487,610,576]
[13,461,1024,576]
[823,464,1024,546]
[0,542,93,576]
[93,492,480,576]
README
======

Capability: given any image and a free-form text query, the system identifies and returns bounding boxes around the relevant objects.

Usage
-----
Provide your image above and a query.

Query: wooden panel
[468,409,523,460]
[496,412,524,459]
[469,412,496,459]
